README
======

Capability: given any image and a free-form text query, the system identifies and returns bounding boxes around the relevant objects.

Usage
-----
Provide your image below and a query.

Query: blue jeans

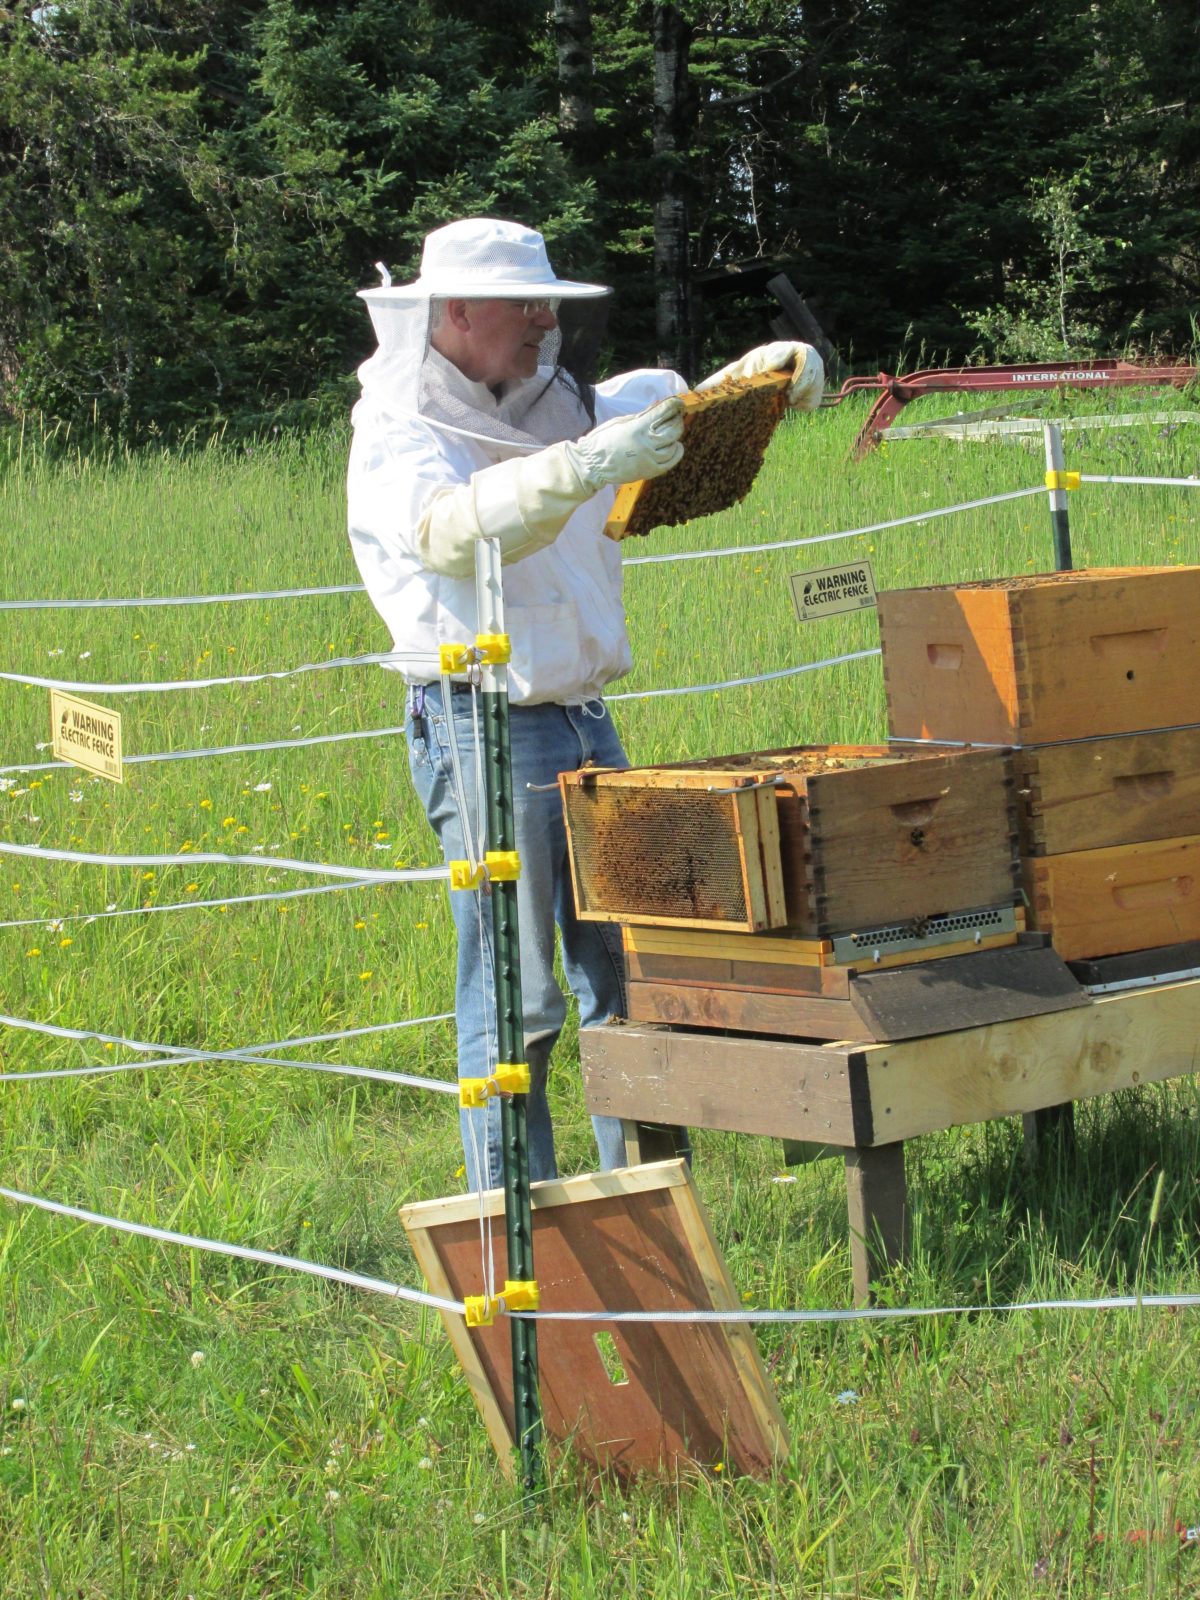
[408,683,630,1189]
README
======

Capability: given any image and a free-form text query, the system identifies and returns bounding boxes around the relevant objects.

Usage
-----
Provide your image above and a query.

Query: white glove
[696,340,825,412]
[415,396,685,578]
[564,395,685,489]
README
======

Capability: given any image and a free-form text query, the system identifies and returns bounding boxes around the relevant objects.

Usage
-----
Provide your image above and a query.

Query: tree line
[1,0,1196,439]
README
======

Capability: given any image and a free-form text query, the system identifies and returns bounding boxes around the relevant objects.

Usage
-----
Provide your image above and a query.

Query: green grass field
[3,393,1200,1596]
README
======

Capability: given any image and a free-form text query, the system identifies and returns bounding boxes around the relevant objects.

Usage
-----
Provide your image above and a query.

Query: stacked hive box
[877,566,1200,963]
[560,743,1028,1044]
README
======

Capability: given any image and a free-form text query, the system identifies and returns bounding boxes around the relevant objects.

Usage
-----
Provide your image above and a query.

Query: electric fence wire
[0,1009,459,1092]
[5,1179,1198,1330]
[0,724,408,778]
[0,583,366,611]
[622,485,1046,567]
[0,877,384,930]
[515,1291,1200,1326]
[0,651,435,696]
[0,839,448,885]
[0,1186,464,1313]
[1078,473,1200,488]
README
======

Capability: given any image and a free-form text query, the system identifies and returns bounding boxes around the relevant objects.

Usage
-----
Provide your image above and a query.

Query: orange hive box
[878,566,1200,747]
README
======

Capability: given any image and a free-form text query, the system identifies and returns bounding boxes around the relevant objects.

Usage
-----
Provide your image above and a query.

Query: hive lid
[603,371,789,541]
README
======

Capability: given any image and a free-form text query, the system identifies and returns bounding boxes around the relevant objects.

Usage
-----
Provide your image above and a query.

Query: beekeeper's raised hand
[415,396,686,577]
[696,340,825,412]
[565,395,685,488]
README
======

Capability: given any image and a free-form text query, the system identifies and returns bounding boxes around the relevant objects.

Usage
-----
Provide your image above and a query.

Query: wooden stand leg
[1022,1104,1076,1164]
[621,1119,690,1167]
[844,1143,908,1305]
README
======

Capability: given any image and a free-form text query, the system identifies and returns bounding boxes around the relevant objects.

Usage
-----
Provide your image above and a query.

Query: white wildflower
[190,1350,205,1369]
[78,651,91,660]
[34,742,51,751]
[253,781,272,792]
[326,1489,340,1504]
[836,1390,860,1406]
[11,1397,27,1412]
[417,1457,433,1470]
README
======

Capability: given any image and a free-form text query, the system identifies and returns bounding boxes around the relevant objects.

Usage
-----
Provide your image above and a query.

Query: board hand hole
[594,1331,629,1386]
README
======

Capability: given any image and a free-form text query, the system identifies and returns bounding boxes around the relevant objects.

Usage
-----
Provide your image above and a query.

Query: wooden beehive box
[559,744,1019,938]
[603,371,788,541]
[878,566,1200,746]
[1022,835,1200,961]
[1016,726,1200,857]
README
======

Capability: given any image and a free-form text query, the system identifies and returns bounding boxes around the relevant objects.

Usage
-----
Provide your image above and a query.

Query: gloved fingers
[786,345,825,411]
[641,436,684,478]
[644,394,685,439]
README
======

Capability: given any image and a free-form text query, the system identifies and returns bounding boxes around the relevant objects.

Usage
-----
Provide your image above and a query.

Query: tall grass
[3,393,1200,1595]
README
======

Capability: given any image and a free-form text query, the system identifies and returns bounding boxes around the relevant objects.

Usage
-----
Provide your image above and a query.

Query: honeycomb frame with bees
[603,370,790,542]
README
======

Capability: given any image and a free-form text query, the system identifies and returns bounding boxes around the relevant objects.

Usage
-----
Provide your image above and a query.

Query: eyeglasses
[515,298,561,317]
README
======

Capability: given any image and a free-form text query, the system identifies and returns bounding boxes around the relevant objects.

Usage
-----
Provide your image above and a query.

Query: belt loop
[411,684,426,722]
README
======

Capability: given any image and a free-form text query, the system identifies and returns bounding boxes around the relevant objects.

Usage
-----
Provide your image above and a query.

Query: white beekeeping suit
[346,217,688,704]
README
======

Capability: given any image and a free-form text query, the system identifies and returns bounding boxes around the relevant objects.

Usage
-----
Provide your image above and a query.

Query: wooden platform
[581,975,1200,1301]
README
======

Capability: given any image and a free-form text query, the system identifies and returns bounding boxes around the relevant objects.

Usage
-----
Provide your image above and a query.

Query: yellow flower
[25,947,41,957]
[141,871,155,881]
[185,883,199,893]
[59,937,72,948]
[359,970,373,981]
[414,922,429,930]
[103,1042,114,1050]
[218,905,228,914]
[375,831,389,841]
[222,817,236,828]
[199,799,213,810]
[236,825,249,835]
[354,920,366,930]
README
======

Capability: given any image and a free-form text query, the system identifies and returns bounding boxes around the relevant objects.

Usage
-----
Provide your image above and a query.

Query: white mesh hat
[358,218,609,312]
[354,217,611,455]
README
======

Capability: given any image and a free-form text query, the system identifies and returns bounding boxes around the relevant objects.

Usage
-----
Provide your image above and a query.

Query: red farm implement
[828,361,1200,457]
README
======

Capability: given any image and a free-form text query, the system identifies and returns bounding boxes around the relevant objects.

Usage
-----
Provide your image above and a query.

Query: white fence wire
[0,1009,457,1090]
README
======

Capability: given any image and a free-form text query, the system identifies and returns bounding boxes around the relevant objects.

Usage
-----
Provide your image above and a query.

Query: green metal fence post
[1044,421,1074,572]
[474,533,542,1498]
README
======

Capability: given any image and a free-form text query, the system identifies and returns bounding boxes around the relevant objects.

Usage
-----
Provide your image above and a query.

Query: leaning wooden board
[560,744,1019,937]
[398,1162,788,1480]
[603,371,789,541]
[878,566,1200,746]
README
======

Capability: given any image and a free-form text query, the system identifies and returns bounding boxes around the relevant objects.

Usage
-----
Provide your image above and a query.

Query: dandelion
[222,816,236,828]
[141,871,155,881]
[359,970,373,981]
[414,921,429,931]
[103,1042,114,1051]
[185,883,199,893]
[25,948,41,957]
[354,920,366,930]
[199,799,213,810]
[59,937,72,948]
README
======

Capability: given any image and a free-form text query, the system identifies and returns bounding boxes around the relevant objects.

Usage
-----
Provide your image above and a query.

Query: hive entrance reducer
[604,371,789,541]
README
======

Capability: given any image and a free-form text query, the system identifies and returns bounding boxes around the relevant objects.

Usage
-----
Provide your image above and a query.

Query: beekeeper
[347,216,823,1191]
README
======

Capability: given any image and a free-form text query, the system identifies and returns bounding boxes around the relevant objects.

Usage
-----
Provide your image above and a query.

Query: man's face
[438,298,559,387]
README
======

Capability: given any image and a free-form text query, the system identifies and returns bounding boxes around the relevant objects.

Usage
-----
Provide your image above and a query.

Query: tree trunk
[652,3,694,376]
[553,0,595,144]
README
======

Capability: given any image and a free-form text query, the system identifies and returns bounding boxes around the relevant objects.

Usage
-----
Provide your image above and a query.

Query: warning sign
[50,690,123,783]
[790,560,877,624]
